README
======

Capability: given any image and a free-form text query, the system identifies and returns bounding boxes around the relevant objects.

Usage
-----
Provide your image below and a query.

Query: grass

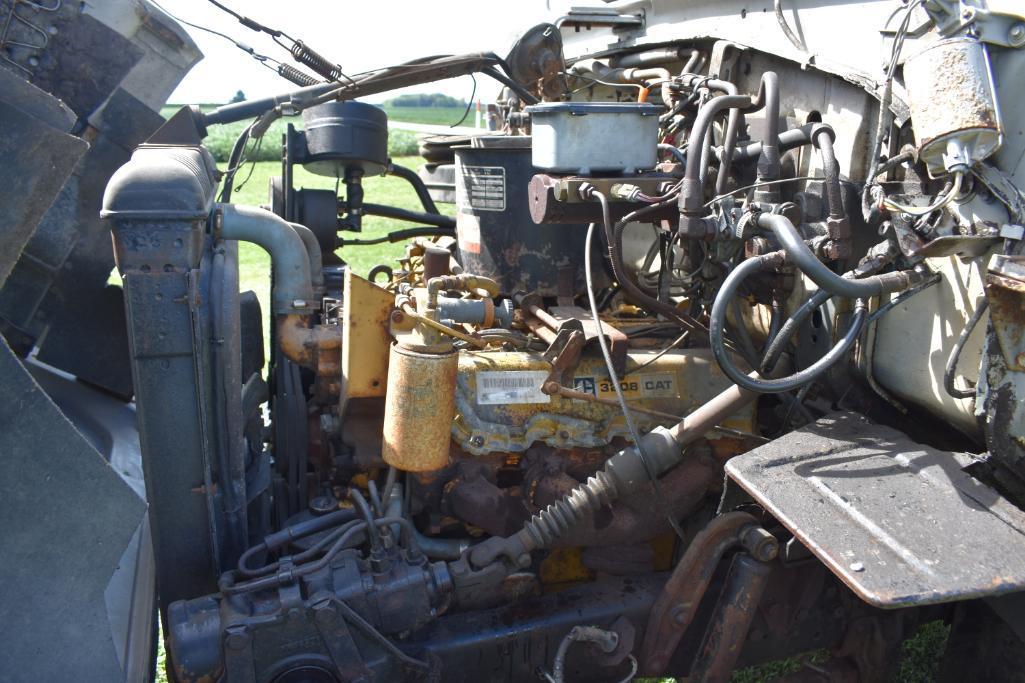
[159,103,471,164]
[226,157,454,331]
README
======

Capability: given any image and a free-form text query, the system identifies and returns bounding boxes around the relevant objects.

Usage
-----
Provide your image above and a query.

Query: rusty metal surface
[902,36,1000,173]
[452,347,755,455]
[382,344,458,471]
[639,511,777,675]
[689,553,773,683]
[726,412,1025,608]
[549,304,629,376]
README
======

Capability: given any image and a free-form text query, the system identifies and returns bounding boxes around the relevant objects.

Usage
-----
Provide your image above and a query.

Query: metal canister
[381,344,458,471]
[454,136,588,296]
[903,37,1001,175]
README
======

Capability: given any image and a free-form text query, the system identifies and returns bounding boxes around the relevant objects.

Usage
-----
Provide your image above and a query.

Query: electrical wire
[450,74,477,127]
[703,176,835,208]
[150,0,300,83]
[861,0,925,221]
[585,199,687,543]
[881,171,963,217]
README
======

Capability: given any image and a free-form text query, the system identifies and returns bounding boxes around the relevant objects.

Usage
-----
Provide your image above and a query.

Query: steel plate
[725,412,1025,607]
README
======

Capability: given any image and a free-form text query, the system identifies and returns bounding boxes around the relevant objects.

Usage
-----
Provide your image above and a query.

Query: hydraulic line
[756,213,919,299]
[944,298,988,400]
[708,253,869,394]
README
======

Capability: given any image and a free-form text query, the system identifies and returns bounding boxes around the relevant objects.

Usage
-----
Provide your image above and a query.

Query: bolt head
[292,299,307,308]
[1010,23,1025,46]
[850,561,865,572]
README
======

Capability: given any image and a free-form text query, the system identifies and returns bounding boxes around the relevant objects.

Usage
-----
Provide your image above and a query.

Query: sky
[164,0,563,105]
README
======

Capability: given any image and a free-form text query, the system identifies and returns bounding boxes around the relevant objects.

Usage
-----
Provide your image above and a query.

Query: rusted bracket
[542,328,586,388]
[638,511,778,675]
[549,305,629,377]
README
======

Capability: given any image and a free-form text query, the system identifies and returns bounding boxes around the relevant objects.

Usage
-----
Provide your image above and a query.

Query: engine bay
[79,1,1025,680]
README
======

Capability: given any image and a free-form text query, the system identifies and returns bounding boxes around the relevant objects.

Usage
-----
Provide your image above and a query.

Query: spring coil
[521,469,619,548]
[277,63,320,87]
[290,40,343,82]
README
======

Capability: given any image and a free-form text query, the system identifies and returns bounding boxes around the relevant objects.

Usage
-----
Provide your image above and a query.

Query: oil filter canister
[903,37,1001,175]
[381,344,458,471]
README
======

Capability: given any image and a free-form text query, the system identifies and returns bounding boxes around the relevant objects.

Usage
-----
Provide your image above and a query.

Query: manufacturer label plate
[476,370,550,405]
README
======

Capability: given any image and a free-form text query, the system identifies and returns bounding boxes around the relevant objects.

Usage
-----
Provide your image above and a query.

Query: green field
[159,103,472,164]
[225,157,453,336]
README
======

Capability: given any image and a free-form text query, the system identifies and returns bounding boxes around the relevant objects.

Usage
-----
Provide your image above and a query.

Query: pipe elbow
[217,204,315,313]
[426,274,500,307]
[277,313,342,372]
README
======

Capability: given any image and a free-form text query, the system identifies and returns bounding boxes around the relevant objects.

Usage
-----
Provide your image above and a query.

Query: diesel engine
[73,1,1025,680]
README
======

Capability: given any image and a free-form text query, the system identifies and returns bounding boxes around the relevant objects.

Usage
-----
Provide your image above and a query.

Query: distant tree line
[385,93,466,108]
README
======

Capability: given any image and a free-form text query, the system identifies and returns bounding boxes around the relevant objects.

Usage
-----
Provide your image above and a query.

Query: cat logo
[572,373,677,399]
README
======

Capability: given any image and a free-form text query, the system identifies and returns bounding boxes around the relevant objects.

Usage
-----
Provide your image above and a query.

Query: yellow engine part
[452,347,755,455]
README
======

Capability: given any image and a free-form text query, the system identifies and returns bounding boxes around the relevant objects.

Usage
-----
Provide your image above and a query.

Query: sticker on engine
[457,165,506,211]
[476,371,550,405]
[572,373,678,400]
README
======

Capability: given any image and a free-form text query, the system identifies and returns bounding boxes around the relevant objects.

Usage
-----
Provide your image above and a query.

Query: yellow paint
[340,271,395,406]
[539,547,593,586]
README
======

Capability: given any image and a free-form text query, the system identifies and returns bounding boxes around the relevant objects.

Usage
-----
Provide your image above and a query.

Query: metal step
[725,411,1025,608]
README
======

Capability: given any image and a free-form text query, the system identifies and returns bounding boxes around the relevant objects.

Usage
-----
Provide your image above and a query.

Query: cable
[334,600,430,671]
[150,0,303,84]
[451,74,477,127]
[861,0,925,222]
[703,176,830,208]
[586,197,687,543]
[629,330,690,373]
[882,171,963,217]
[944,298,988,400]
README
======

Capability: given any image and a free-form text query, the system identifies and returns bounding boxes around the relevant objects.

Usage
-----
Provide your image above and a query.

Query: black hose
[750,72,781,198]
[757,213,914,298]
[219,124,252,203]
[349,489,382,552]
[944,298,988,400]
[724,125,817,163]
[362,203,455,228]
[340,226,455,246]
[681,94,751,215]
[760,289,831,374]
[387,163,440,214]
[811,127,844,220]
[658,143,687,165]
[602,198,706,335]
[709,253,869,394]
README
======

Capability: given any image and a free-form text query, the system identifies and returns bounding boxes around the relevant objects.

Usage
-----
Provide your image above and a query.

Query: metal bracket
[923,0,1025,48]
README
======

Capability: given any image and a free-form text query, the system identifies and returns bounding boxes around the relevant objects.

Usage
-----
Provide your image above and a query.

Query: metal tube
[288,222,324,291]
[217,204,314,313]
[689,553,773,682]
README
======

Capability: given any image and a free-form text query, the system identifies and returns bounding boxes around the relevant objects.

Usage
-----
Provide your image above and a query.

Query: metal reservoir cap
[903,37,1001,176]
